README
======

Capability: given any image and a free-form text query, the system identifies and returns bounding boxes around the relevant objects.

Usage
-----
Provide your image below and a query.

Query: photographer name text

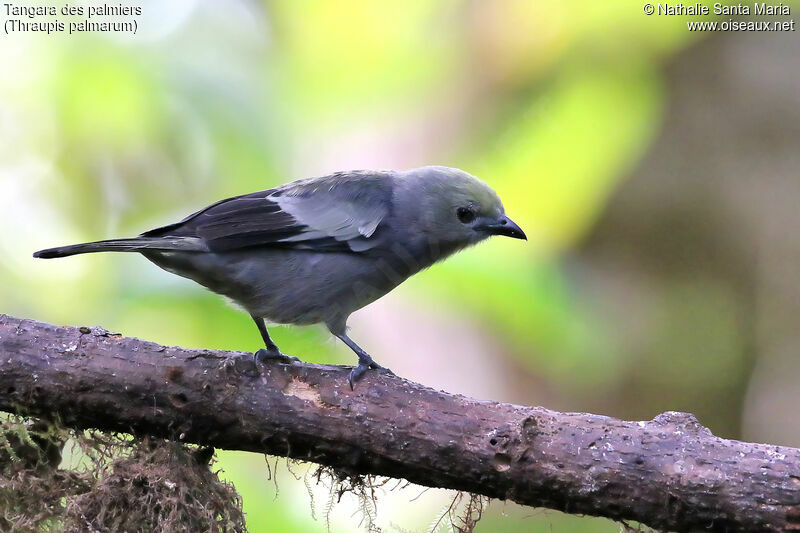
[652,2,789,16]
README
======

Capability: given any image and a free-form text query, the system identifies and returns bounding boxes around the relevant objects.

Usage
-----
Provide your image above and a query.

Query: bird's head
[397,166,526,255]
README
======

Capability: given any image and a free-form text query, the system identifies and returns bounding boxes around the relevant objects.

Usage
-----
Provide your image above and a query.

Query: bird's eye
[456,207,476,224]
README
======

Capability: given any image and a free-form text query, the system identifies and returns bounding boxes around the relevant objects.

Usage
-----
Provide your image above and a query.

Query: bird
[34,166,526,388]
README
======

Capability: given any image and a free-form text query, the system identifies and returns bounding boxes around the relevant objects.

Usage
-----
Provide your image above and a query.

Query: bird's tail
[33,237,206,259]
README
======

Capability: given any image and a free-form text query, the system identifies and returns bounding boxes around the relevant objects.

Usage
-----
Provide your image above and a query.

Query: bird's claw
[349,358,393,389]
[254,348,299,365]
[376,366,395,376]
[348,363,370,390]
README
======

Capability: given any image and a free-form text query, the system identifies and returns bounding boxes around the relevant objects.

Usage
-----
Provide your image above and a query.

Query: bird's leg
[251,315,299,365]
[334,332,393,389]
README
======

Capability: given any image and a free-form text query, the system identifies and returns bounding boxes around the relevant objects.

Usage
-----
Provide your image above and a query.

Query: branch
[1,314,799,532]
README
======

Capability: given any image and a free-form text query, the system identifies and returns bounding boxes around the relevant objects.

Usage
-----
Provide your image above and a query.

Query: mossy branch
[1,313,799,532]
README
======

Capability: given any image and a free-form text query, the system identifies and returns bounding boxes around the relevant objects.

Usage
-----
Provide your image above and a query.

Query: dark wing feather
[142,171,393,253]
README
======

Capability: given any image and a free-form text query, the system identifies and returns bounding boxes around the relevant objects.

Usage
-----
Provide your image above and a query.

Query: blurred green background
[2,1,800,531]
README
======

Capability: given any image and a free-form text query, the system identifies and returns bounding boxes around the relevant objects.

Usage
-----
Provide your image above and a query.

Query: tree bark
[1,314,799,532]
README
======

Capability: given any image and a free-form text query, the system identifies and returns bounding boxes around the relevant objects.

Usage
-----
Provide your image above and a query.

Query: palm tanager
[34,166,526,387]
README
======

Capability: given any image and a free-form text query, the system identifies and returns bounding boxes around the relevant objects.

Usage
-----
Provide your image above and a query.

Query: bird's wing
[142,171,394,253]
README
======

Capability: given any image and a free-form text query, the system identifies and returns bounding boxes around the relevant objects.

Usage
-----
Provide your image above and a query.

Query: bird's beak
[480,215,527,240]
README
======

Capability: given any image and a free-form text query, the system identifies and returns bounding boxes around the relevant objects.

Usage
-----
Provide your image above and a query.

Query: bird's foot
[371,361,395,376]
[254,348,300,365]
[348,356,393,390]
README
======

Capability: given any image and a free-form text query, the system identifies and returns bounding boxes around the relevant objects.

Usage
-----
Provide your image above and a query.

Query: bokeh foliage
[0,1,765,531]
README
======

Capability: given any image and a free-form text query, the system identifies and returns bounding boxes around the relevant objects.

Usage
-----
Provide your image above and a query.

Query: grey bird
[33,166,526,387]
